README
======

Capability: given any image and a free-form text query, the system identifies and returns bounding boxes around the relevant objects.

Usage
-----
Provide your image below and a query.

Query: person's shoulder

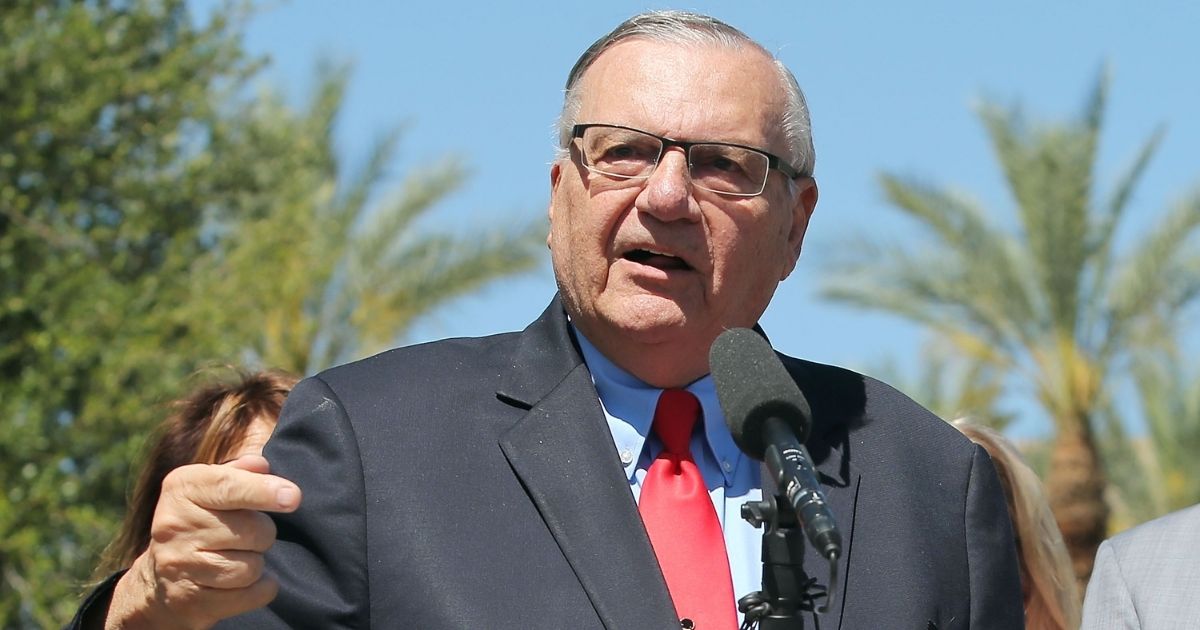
[315,330,524,390]
[313,299,569,389]
[778,354,957,431]
[1109,502,1200,555]
[772,352,979,477]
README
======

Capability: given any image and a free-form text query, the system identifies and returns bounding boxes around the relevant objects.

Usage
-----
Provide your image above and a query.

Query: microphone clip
[737,493,838,629]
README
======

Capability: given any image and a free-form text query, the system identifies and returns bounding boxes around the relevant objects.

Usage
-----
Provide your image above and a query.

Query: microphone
[709,328,842,561]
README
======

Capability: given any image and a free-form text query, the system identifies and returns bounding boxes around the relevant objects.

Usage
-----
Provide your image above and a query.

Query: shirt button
[620,449,634,465]
[722,460,733,473]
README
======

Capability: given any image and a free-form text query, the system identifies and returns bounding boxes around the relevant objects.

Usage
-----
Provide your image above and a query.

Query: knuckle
[230,552,266,588]
[160,463,205,496]
[204,550,265,589]
[212,471,242,504]
[150,510,188,543]
[151,545,192,578]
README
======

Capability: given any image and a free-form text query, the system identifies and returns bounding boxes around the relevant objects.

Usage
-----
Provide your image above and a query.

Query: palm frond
[1105,191,1200,356]
[306,59,352,152]
[1131,353,1200,511]
[353,157,470,265]
[347,218,546,352]
[840,176,1043,348]
[1084,125,1164,344]
[330,125,404,228]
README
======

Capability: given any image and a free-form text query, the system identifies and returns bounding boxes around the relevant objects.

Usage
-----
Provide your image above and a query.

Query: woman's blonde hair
[954,420,1080,630]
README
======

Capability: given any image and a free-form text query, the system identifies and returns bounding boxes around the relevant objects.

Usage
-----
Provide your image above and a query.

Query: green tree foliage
[188,63,545,374]
[820,71,1200,591]
[0,2,544,626]
[1134,356,1200,512]
[1,3,255,625]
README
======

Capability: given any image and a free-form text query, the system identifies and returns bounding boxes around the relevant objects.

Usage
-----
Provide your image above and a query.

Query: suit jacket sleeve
[1080,540,1139,630]
[965,444,1027,629]
[218,376,370,628]
[63,571,125,630]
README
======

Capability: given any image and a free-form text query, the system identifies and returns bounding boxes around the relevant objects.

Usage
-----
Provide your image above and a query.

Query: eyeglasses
[571,123,800,197]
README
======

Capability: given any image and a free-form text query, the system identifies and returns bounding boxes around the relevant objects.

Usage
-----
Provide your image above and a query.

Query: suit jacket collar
[496,297,680,629]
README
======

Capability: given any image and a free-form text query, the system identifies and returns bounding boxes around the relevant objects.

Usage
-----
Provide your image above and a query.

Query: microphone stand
[737,493,838,630]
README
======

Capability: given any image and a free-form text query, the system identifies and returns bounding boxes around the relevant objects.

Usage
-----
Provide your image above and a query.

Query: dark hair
[93,368,298,578]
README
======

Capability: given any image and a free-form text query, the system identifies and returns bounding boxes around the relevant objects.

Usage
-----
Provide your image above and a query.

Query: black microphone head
[709,327,812,460]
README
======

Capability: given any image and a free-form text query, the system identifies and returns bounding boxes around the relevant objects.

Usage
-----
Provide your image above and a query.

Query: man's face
[547,39,817,386]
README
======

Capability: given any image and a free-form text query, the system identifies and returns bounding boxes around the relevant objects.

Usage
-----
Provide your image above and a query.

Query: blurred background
[3,0,1198,626]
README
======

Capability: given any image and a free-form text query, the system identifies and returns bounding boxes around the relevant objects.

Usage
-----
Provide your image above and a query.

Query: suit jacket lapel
[496,299,678,630]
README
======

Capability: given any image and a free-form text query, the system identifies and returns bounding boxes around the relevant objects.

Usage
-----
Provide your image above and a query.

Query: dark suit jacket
[221,297,1023,629]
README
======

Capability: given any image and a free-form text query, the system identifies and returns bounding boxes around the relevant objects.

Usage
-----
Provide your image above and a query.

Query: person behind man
[1080,502,1200,628]
[76,11,1023,629]
[955,420,1081,630]
[70,369,300,629]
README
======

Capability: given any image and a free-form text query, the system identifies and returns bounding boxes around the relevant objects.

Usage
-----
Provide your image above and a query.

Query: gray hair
[555,10,816,177]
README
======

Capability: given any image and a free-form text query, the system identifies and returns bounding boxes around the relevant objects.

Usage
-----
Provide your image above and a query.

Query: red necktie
[639,389,737,629]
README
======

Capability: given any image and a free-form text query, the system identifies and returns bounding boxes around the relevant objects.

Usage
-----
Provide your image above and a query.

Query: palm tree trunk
[1045,421,1108,597]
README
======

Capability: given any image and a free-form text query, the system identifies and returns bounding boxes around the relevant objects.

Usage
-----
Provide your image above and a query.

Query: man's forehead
[575,38,786,147]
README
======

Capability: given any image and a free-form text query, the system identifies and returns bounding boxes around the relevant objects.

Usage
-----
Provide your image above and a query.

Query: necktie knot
[652,389,701,456]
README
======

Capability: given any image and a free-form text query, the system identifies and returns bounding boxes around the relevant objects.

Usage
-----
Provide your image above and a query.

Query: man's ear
[547,161,563,248]
[549,161,563,213]
[782,177,818,279]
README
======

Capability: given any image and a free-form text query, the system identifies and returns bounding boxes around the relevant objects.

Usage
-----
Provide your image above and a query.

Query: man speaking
[225,10,1022,629]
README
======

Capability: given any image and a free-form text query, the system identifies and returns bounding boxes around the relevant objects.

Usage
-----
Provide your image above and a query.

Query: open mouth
[623,248,692,271]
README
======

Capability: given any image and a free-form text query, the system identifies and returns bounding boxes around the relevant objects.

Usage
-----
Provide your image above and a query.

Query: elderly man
[77,10,1023,630]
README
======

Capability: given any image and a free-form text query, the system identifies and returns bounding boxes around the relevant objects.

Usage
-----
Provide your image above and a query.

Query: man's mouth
[623,248,692,271]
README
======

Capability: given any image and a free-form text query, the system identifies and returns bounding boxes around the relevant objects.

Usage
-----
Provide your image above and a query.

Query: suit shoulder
[779,354,960,431]
[778,354,975,465]
[315,331,521,390]
[1109,502,1200,556]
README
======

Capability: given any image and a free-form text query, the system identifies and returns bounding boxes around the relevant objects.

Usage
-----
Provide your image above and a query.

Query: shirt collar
[572,325,744,486]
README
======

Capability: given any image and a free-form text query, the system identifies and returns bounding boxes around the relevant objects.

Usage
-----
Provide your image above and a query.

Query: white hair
[555,10,816,177]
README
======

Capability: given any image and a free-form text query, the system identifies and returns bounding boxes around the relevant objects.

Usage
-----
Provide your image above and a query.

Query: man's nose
[637,148,696,220]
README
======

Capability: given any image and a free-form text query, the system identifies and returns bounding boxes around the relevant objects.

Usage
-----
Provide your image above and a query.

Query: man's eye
[709,156,740,172]
[696,154,744,174]
[598,141,657,164]
[606,144,639,160]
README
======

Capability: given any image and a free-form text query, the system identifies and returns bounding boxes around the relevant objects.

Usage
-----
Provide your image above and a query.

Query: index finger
[162,463,302,514]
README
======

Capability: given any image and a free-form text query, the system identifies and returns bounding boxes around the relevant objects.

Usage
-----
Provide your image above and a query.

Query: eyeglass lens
[579,126,769,196]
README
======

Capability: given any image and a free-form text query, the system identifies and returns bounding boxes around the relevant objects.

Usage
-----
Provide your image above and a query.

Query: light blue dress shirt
[573,328,764,614]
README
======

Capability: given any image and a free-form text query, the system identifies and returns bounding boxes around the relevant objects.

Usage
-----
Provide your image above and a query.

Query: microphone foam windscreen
[709,328,812,459]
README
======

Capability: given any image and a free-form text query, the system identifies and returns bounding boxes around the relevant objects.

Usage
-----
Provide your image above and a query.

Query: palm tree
[193,64,547,374]
[821,71,1200,591]
[1121,353,1200,518]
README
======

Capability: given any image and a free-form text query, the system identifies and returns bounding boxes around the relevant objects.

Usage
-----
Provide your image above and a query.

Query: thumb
[226,454,271,475]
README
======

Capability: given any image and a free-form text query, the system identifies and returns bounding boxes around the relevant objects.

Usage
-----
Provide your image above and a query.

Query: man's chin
[598,295,697,338]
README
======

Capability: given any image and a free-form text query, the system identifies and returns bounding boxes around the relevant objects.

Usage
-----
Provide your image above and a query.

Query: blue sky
[203,1,1200,437]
